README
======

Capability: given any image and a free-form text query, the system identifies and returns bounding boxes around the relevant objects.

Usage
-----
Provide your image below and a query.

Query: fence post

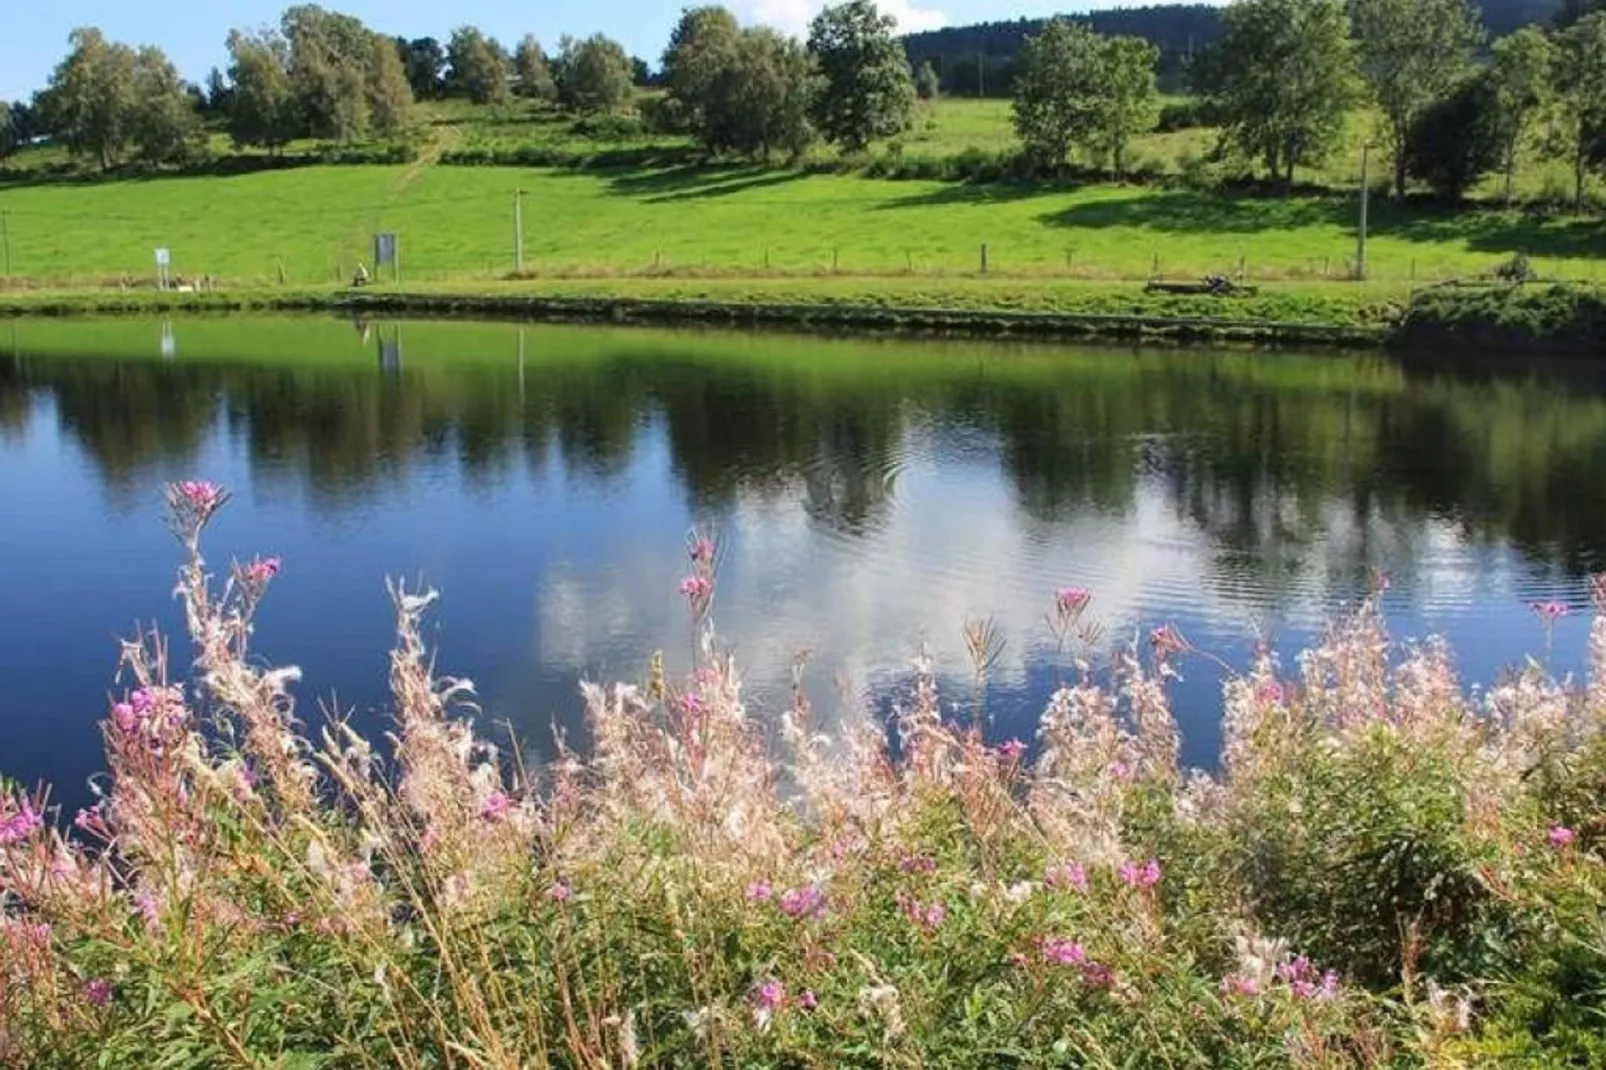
[980,243,989,275]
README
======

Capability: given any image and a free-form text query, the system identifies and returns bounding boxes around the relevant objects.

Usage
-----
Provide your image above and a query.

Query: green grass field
[3,159,1603,291]
[3,94,1604,310]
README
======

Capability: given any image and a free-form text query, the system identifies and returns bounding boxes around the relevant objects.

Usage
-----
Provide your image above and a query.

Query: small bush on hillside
[570,112,647,142]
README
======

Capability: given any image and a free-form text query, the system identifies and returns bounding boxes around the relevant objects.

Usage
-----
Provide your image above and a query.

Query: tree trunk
[1503,136,1517,207]
[1576,145,1587,213]
[1394,152,1407,202]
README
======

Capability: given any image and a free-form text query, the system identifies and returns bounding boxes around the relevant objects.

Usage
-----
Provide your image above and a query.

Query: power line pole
[1356,142,1372,282]
[514,188,525,276]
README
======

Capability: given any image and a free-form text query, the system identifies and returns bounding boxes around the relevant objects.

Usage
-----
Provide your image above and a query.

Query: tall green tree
[398,37,446,99]
[1194,0,1358,189]
[702,27,818,158]
[282,4,374,141]
[447,27,512,105]
[514,36,557,101]
[555,35,635,113]
[1553,11,1606,208]
[41,28,139,170]
[807,0,915,151]
[914,60,941,100]
[1351,0,1485,199]
[226,30,299,153]
[1404,74,1501,200]
[129,46,204,165]
[1092,36,1158,177]
[1011,18,1102,169]
[365,33,414,135]
[1488,26,1553,203]
[663,6,742,129]
[0,101,15,163]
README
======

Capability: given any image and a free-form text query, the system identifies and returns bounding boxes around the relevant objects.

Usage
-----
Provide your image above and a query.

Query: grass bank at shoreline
[6,277,1604,354]
[0,277,1404,349]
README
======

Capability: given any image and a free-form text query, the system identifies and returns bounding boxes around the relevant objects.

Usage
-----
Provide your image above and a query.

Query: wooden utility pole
[514,189,526,275]
[1356,143,1372,282]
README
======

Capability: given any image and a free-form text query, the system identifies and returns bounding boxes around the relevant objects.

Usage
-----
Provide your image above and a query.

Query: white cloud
[740,0,947,39]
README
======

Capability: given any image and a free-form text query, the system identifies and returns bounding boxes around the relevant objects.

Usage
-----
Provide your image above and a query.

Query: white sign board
[155,248,170,267]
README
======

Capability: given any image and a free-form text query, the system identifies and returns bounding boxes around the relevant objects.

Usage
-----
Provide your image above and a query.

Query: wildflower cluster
[0,489,1602,1067]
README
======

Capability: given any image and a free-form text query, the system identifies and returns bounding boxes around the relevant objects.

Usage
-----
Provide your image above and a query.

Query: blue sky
[1,1,1197,102]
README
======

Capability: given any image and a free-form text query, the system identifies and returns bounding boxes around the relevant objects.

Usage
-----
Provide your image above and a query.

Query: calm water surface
[3,316,1604,809]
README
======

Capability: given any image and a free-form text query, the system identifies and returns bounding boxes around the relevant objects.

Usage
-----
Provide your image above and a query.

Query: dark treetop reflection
[3,316,1605,812]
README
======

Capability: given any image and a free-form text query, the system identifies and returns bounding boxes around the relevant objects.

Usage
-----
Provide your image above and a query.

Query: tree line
[903,0,1564,99]
[0,4,656,169]
[1192,0,1606,205]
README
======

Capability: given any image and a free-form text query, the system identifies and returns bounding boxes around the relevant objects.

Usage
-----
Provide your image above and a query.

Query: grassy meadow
[2,95,1604,313]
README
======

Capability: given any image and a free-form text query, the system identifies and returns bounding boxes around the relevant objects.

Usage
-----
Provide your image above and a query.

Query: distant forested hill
[903,0,1563,95]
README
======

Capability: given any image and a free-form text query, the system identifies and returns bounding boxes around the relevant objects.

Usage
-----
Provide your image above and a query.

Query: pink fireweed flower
[1256,679,1286,704]
[1118,858,1162,889]
[480,791,512,823]
[134,892,160,927]
[1042,939,1088,967]
[0,797,43,847]
[547,882,572,903]
[1150,624,1187,657]
[679,575,713,600]
[678,693,707,716]
[242,556,282,585]
[798,989,818,1011]
[82,979,113,1008]
[1055,587,1091,615]
[1080,962,1115,988]
[900,854,937,875]
[176,480,222,511]
[746,880,773,903]
[903,898,946,931]
[997,738,1028,763]
[688,535,716,563]
[1108,760,1135,783]
[1548,825,1578,849]
[778,884,825,920]
[1532,600,1570,624]
[751,981,786,1011]
[1045,862,1088,893]
[1221,974,1260,998]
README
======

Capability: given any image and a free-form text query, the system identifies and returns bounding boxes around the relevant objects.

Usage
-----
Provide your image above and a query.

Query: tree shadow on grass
[1368,205,1606,260]
[870,182,1064,211]
[606,164,808,203]
[1037,190,1350,233]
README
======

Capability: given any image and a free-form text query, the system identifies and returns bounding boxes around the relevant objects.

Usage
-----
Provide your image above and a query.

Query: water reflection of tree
[7,339,1606,580]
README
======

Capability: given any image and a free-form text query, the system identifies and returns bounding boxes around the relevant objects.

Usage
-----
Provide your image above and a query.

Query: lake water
[2,316,1603,809]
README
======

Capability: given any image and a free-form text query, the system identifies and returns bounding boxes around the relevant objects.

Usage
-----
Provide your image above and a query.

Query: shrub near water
[1,488,1604,1067]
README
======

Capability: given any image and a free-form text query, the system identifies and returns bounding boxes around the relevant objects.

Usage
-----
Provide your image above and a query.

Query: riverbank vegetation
[0,484,1603,1065]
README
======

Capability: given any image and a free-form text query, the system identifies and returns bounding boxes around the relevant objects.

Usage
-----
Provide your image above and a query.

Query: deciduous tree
[1404,74,1501,201]
[129,45,205,165]
[399,37,446,99]
[1351,0,1485,199]
[663,7,742,129]
[41,28,139,170]
[447,27,512,105]
[1092,35,1158,177]
[227,29,299,153]
[807,0,914,151]
[914,60,941,100]
[514,36,557,101]
[366,33,414,135]
[1011,19,1101,170]
[1194,0,1358,190]
[1488,26,1553,203]
[1552,11,1606,208]
[703,27,817,158]
[555,34,635,113]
